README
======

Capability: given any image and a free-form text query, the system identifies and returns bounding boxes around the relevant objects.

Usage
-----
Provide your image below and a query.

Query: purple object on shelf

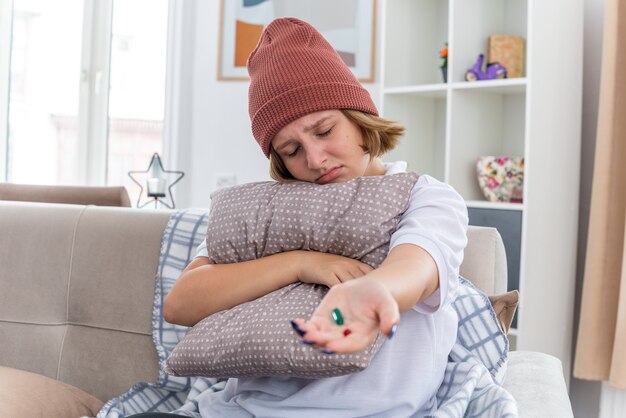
[465,54,507,81]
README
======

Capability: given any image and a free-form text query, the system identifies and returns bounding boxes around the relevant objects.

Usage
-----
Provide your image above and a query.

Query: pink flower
[495,157,509,166]
[487,176,500,189]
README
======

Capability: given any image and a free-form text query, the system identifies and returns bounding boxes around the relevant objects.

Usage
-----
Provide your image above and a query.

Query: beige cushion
[0,366,103,418]
[166,173,418,378]
[489,290,520,334]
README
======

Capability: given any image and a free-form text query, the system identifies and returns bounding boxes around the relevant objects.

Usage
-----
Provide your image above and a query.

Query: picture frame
[218,0,377,82]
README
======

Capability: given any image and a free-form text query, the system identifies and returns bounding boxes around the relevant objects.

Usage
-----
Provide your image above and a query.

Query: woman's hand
[295,251,373,287]
[291,278,400,354]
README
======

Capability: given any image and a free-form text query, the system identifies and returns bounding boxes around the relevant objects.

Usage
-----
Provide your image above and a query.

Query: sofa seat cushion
[503,351,573,417]
[0,366,103,418]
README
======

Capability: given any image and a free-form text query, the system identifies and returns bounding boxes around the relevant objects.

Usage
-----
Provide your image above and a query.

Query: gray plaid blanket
[97,209,517,418]
[428,277,517,418]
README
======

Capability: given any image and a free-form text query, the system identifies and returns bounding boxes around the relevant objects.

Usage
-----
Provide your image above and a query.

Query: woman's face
[271,110,385,184]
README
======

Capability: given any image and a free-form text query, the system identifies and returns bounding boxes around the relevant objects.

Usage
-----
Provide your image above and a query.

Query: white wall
[174,0,379,209]
[172,0,267,209]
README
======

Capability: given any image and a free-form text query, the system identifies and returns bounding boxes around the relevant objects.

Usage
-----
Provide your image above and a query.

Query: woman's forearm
[291,243,441,352]
[164,251,301,326]
[363,243,439,312]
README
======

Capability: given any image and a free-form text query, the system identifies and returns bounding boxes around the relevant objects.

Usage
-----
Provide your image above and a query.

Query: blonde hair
[269,109,405,183]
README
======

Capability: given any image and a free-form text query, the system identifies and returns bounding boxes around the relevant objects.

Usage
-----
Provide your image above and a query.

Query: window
[0,0,169,205]
[5,0,84,185]
[107,0,168,198]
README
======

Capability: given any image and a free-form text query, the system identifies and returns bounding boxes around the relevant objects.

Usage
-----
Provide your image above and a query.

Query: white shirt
[195,162,468,417]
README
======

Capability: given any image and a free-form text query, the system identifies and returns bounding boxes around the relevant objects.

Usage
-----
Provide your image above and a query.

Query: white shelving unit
[378,0,583,381]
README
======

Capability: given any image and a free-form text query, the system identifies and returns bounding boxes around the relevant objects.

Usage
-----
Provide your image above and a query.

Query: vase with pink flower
[476,156,524,203]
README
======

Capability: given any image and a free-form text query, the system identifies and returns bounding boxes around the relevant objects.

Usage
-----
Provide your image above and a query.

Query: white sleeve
[195,239,209,258]
[389,175,468,314]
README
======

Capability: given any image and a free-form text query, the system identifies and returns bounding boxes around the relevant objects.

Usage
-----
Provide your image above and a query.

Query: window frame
[78,0,113,186]
[0,0,12,182]
[0,0,177,187]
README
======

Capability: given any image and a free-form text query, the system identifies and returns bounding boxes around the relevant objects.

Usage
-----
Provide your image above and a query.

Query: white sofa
[0,201,573,417]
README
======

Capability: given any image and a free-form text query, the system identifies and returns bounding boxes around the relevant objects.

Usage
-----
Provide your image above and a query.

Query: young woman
[161,17,468,418]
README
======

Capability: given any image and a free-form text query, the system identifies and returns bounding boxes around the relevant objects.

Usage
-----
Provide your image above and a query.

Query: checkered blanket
[428,278,518,418]
[97,209,517,418]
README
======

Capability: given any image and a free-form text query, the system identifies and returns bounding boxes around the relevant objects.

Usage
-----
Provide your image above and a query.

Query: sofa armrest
[503,351,573,417]
[461,226,508,295]
[0,183,131,206]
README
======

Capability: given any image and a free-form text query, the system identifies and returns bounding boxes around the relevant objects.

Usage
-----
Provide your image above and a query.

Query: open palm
[292,279,399,354]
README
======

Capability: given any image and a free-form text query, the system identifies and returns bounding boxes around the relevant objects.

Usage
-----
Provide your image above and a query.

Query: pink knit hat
[247,17,378,158]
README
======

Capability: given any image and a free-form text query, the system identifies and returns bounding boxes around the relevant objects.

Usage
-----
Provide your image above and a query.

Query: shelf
[382,78,527,97]
[383,93,447,179]
[451,78,527,94]
[384,84,447,98]
[380,0,582,381]
[448,90,526,200]
[451,0,528,84]
[383,0,448,87]
[466,200,524,211]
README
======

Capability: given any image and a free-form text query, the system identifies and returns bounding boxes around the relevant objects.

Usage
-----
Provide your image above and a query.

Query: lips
[316,166,342,184]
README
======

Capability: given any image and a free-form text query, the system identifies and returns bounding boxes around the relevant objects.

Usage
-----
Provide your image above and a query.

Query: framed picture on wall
[218,0,377,82]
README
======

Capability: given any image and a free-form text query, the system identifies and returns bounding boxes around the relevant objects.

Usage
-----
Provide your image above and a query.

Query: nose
[305,143,327,170]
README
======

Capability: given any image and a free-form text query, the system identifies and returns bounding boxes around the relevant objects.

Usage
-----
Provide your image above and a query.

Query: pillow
[204,172,420,266]
[488,290,519,334]
[165,172,419,379]
[0,366,104,418]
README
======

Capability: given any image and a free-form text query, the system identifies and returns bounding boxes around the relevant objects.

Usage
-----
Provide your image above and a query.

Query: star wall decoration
[128,153,184,209]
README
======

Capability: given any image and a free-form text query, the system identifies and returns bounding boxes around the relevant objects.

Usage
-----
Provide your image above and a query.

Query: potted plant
[440,43,448,83]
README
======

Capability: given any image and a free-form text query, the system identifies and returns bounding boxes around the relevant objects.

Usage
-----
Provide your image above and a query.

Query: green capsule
[331,308,344,326]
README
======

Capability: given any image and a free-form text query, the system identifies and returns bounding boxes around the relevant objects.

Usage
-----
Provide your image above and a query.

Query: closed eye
[287,146,301,157]
[317,128,332,137]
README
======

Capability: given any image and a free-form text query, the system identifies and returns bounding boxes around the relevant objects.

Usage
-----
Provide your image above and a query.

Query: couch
[0,201,573,417]
[0,183,131,206]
